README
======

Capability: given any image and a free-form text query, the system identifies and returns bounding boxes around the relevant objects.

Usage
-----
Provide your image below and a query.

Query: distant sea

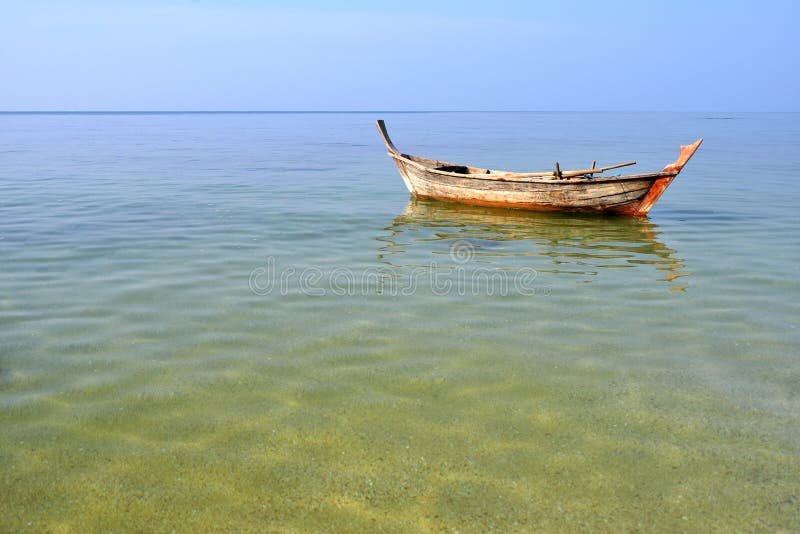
[1,112,798,531]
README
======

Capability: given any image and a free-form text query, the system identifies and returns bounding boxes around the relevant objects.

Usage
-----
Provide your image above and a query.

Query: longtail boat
[376,120,702,216]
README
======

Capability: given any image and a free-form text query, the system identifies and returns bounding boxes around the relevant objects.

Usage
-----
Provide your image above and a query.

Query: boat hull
[376,120,702,217]
[391,155,673,216]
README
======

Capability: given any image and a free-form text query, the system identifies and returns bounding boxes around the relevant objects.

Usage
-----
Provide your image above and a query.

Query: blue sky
[1,1,798,111]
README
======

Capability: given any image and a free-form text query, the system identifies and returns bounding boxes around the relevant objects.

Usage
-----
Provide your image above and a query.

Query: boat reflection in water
[377,199,689,291]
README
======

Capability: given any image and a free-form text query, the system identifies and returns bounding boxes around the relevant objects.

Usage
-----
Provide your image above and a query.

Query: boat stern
[626,138,703,216]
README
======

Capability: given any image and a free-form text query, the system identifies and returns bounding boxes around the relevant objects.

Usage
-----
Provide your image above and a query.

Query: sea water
[1,112,798,531]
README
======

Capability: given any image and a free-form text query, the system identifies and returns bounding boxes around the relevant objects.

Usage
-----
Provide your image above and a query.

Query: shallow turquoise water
[1,112,799,531]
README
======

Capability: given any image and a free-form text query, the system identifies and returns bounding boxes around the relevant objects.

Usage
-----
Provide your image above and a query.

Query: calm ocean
[1,112,798,531]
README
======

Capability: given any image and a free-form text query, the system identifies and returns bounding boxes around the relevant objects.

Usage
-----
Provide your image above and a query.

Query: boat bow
[376,119,400,155]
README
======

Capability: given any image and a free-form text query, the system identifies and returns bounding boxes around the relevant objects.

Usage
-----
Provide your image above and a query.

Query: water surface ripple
[1,112,798,531]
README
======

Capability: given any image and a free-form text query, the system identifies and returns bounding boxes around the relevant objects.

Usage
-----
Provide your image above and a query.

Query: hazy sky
[1,0,798,111]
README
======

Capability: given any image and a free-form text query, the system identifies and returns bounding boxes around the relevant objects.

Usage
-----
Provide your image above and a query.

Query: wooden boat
[376,120,702,216]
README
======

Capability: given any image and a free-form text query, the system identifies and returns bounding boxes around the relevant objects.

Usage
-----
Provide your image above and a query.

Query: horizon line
[1,110,797,115]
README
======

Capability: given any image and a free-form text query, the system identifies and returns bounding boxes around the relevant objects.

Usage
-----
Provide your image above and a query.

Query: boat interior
[434,165,495,175]
[404,153,499,175]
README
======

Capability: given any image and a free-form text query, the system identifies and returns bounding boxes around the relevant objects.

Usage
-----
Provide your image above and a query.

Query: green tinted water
[1,112,798,531]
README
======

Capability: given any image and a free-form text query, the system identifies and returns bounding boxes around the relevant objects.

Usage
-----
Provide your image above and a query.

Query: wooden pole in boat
[554,162,562,179]
[561,160,637,178]
[592,161,636,173]
[591,160,596,170]
[494,160,637,180]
